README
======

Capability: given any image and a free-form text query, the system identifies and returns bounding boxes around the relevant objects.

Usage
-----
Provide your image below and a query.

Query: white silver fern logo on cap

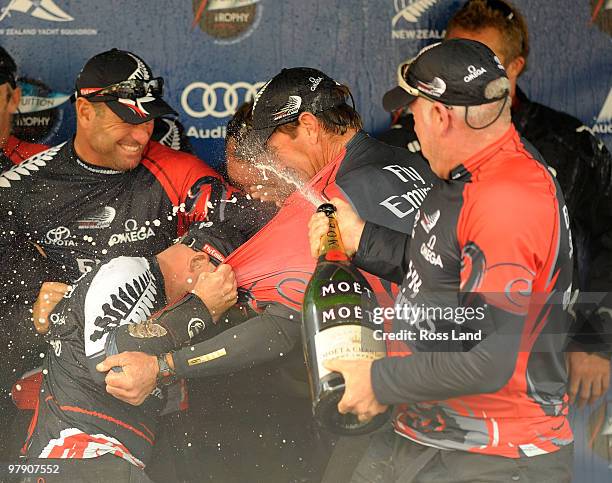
[126,52,151,81]
[272,96,302,121]
[252,77,272,113]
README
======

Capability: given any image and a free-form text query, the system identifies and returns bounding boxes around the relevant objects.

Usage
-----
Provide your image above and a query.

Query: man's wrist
[165,352,175,370]
[370,358,389,406]
[156,353,177,386]
[187,292,217,323]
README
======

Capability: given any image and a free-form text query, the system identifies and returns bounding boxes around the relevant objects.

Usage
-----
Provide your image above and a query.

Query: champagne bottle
[301,203,390,435]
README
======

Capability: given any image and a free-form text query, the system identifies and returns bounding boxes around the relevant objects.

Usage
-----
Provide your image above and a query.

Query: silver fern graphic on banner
[392,0,439,27]
[0,0,74,23]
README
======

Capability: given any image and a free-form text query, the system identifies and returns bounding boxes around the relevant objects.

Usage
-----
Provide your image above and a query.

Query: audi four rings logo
[181,81,265,118]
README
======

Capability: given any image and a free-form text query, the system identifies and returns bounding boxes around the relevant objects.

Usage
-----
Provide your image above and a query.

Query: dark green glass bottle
[301,203,390,435]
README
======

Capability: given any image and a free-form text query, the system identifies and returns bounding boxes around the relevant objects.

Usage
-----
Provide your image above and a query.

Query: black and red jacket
[0,139,260,289]
[0,134,48,171]
[24,256,171,468]
[359,126,573,457]
[164,131,434,382]
[378,88,612,355]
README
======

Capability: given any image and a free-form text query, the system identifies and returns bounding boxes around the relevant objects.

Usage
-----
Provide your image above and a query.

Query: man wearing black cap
[381,0,612,408]
[92,68,435,481]
[22,221,241,482]
[0,48,264,381]
[0,46,48,171]
[309,39,574,481]
[0,49,271,467]
[244,67,434,233]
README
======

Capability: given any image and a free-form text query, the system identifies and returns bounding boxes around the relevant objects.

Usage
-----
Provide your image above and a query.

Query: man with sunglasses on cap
[0,49,273,469]
[0,48,256,284]
[0,46,48,170]
[20,220,242,483]
[0,48,265,374]
[309,39,574,481]
[380,0,612,408]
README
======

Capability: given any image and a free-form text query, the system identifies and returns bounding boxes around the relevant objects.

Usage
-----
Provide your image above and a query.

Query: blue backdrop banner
[0,0,609,169]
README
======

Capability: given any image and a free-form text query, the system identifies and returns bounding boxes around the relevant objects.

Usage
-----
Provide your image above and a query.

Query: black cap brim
[382,86,416,112]
[103,97,177,124]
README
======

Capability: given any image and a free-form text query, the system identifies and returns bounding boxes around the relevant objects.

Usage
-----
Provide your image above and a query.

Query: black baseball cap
[178,220,247,266]
[383,39,509,112]
[74,48,176,124]
[0,46,17,88]
[248,67,348,148]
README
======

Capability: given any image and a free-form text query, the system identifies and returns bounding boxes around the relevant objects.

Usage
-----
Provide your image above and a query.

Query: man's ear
[505,55,525,80]
[8,86,20,114]
[75,98,97,125]
[189,252,211,273]
[298,112,320,144]
[431,102,451,135]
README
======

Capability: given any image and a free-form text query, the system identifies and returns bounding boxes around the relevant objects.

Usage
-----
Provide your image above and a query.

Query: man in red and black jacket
[0,46,48,171]
[90,67,435,482]
[310,40,574,481]
[0,49,271,408]
[379,0,612,405]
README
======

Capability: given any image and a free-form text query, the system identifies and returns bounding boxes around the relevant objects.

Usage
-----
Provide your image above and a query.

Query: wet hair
[275,84,362,138]
[226,100,253,144]
[223,100,258,184]
[446,0,529,73]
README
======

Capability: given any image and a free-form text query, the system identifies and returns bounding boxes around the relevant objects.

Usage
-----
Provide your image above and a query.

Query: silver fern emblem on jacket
[90,271,157,342]
[84,257,159,357]
[0,142,64,188]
